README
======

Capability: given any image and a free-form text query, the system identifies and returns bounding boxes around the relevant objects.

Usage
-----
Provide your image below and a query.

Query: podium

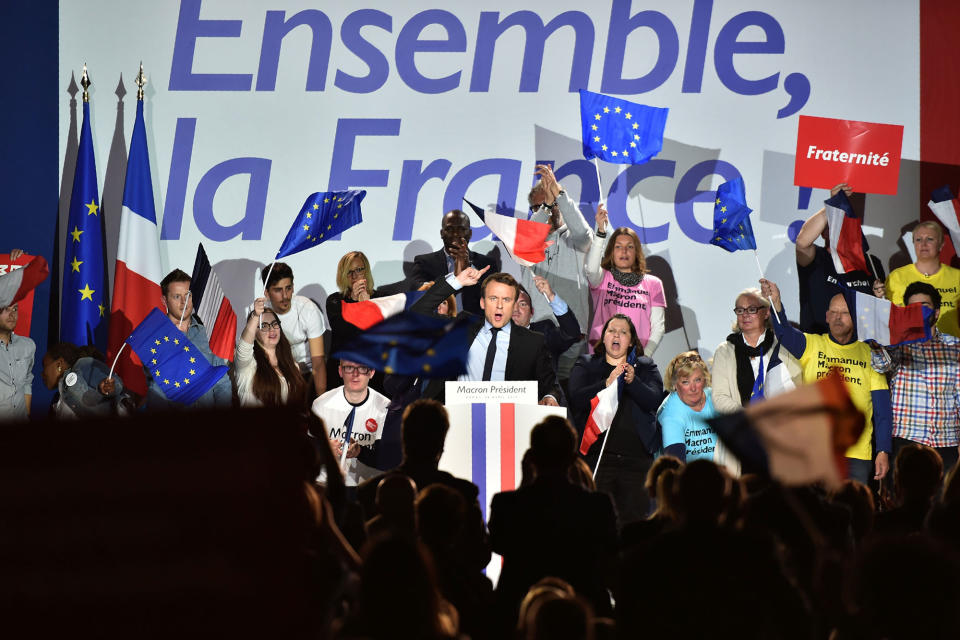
[438,381,567,582]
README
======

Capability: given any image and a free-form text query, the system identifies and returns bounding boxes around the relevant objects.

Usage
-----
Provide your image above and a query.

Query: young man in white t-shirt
[311,359,390,490]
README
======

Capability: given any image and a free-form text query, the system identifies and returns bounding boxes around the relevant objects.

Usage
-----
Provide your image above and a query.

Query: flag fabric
[708,370,866,489]
[108,98,165,396]
[579,381,619,455]
[824,191,870,274]
[0,256,49,309]
[340,291,424,330]
[61,100,107,347]
[275,190,365,259]
[749,353,766,402]
[463,198,553,266]
[927,185,960,255]
[840,286,933,346]
[332,311,473,378]
[190,243,237,362]
[579,89,668,165]
[709,178,757,252]
[125,308,229,406]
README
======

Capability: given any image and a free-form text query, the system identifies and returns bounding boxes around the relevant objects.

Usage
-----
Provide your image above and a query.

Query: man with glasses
[871,281,960,478]
[311,359,391,492]
[761,278,892,484]
[146,269,232,409]
[519,164,595,379]
[410,209,500,315]
[512,277,580,381]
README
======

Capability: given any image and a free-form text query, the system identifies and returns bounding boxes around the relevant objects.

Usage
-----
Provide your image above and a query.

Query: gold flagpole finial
[135,61,146,100]
[81,63,91,102]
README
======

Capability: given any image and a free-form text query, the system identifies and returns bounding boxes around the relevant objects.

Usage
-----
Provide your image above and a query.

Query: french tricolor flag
[341,291,423,330]
[824,191,870,274]
[0,255,49,309]
[842,287,933,347]
[191,243,237,362]
[927,185,960,256]
[463,198,552,267]
[579,382,619,455]
[107,98,164,396]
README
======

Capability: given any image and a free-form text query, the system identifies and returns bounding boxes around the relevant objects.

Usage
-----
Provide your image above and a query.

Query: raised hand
[595,203,609,233]
[534,164,562,202]
[533,275,555,301]
[456,264,491,287]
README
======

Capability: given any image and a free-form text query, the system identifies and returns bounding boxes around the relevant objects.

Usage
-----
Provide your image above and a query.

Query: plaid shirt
[872,331,960,447]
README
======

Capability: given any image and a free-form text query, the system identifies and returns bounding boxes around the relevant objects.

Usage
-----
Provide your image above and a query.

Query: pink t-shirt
[589,270,666,350]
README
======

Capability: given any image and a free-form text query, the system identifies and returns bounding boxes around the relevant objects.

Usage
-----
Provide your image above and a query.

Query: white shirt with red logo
[311,385,390,486]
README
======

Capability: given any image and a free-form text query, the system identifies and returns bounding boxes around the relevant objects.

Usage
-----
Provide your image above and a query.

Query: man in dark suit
[411,266,562,405]
[410,209,500,315]
[488,416,618,631]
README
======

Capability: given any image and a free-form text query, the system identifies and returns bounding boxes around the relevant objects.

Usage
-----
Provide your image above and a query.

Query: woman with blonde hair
[585,204,666,355]
[711,287,802,413]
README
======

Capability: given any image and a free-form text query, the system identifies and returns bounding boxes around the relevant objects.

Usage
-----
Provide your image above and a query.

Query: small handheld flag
[710,178,757,252]
[341,291,424,331]
[928,185,960,255]
[191,243,237,362]
[824,191,870,274]
[275,190,365,259]
[838,284,933,347]
[125,308,229,405]
[0,256,49,309]
[463,198,553,267]
[579,89,668,165]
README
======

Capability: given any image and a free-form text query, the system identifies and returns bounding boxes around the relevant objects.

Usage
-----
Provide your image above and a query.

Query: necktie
[481,327,501,381]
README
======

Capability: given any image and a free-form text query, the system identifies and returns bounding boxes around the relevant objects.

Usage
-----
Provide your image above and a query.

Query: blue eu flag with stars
[125,308,228,405]
[710,178,757,252]
[579,89,668,164]
[61,100,108,347]
[275,190,366,259]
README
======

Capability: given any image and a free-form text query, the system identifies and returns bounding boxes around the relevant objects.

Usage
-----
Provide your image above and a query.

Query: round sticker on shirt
[64,372,78,387]
[365,418,378,433]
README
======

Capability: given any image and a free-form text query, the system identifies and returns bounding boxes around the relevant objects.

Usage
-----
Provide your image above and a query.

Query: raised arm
[761,278,807,359]
[585,204,609,287]
[795,183,851,267]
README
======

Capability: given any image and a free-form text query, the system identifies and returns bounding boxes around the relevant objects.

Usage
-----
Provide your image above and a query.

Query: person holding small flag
[761,277,892,484]
[711,287,802,414]
[568,314,663,524]
[145,269,233,410]
[236,297,308,408]
[585,206,666,356]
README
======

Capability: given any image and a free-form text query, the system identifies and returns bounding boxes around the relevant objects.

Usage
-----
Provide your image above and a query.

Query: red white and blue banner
[0,255,49,336]
[824,191,870,274]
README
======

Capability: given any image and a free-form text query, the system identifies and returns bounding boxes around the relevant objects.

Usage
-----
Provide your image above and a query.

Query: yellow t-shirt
[886,263,960,337]
[799,334,889,460]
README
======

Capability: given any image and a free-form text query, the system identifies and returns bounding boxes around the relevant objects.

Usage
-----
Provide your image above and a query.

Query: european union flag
[332,311,473,378]
[125,308,229,405]
[710,177,757,252]
[275,190,365,259]
[61,99,108,347]
[579,89,668,164]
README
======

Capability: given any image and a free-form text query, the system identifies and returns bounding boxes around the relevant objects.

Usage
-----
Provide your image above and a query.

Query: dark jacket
[410,248,500,315]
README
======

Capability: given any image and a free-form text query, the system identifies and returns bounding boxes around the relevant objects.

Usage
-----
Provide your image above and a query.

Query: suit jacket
[410,248,500,315]
[529,308,581,363]
[411,278,562,403]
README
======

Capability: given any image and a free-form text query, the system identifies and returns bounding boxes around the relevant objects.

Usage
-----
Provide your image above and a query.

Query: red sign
[794,116,904,195]
[0,254,37,338]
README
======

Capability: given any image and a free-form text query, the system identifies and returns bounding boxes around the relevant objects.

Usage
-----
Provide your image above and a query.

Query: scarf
[610,268,642,287]
[727,330,774,406]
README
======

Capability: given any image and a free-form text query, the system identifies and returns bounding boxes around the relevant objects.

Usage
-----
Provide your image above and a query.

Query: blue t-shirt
[657,388,718,461]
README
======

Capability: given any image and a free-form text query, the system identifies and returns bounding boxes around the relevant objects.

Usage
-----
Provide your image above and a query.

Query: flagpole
[753,250,777,310]
[593,157,605,204]
[107,342,126,381]
[591,420,612,481]
[257,259,277,329]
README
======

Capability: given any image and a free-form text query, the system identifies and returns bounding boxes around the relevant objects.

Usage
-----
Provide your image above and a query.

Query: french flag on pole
[107,96,164,396]
[0,256,49,308]
[824,191,870,274]
[190,244,237,362]
[841,287,933,347]
[927,186,960,256]
[341,291,424,330]
[579,382,619,455]
[463,198,552,266]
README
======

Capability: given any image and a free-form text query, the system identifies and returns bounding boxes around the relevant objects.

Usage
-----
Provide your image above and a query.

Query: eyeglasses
[341,364,371,375]
[347,267,366,279]
[733,306,762,315]
[258,320,281,331]
[530,202,558,213]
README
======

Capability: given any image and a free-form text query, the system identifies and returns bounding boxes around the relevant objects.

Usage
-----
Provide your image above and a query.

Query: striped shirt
[872,331,960,447]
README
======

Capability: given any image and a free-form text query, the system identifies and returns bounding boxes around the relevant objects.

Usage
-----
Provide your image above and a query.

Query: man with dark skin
[411,209,500,315]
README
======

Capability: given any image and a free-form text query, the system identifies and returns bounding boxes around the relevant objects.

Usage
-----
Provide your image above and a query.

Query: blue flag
[275,190,365,259]
[579,89,668,164]
[710,178,757,252]
[62,100,107,347]
[332,311,474,378]
[125,308,229,405]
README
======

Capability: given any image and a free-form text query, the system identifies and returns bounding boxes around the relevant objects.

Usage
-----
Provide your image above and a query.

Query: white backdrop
[59,0,921,371]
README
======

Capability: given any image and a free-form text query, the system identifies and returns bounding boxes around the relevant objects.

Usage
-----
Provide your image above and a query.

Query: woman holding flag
[711,288,802,413]
[235,297,308,408]
[585,206,666,356]
[569,314,664,524]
